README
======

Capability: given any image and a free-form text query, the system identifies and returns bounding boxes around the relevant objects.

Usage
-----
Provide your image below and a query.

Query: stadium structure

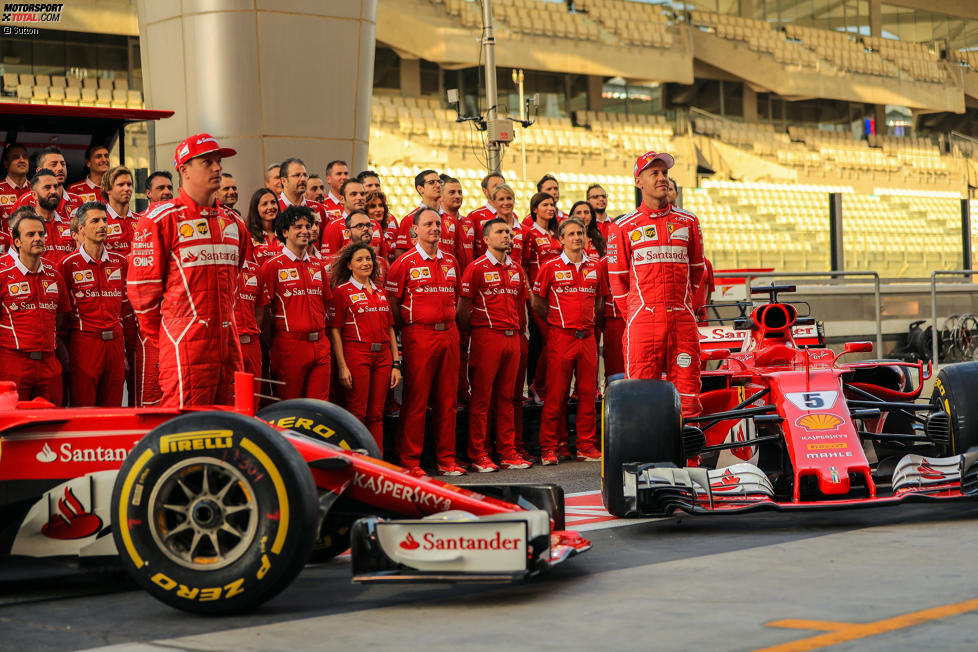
[2,0,978,350]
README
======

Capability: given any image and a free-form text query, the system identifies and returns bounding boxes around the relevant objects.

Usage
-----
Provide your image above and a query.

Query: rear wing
[698,324,822,352]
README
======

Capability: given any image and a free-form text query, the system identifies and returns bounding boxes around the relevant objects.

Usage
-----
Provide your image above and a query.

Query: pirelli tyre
[258,399,379,562]
[111,412,318,615]
[258,399,381,458]
[931,361,978,456]
[602,379,683,517]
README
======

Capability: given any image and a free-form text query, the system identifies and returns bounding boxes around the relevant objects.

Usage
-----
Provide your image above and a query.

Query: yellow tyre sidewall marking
[240,437,290,555]
[117,448,155,568]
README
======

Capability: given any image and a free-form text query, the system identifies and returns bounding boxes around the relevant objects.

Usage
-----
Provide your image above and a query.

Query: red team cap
[173,133,237,168]
[633,150,675,181]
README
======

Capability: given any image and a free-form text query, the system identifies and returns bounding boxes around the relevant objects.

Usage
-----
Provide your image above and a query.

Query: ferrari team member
[0,143,30,222]
[30,169,76,265]
[524,174,567,226]
[522,191,562,401]
[320,180,387,258]
[0,230,9,256]
[246,187,281,267]
[143,171,174,206]
[0,211,70,403]
[458,217,532,472]
[386,207,465,477]
[12,146,82,217]
[597,255,625,384]
[532,217,606,464]
[67,144,110,203]
[216,173,240,214]
[60,201,128,406]
[479,183,524,262]
[392,169,442,257]
[264,163,282,195]
[127,133,250,408]
[586,184,613,241]
[464,172,504,244]
[278,157,330,230]
[329,241,401,453]
[102,166,137,256]
[437,176,471,404]
[358,170,381,193]
[305,173,327,204]
[322,160,349,220]
[606,151,706,417]
[344,210,389,282]
[260,205,332,400]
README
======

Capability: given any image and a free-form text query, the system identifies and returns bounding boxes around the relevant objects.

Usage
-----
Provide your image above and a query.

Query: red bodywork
[684,301,961,511]
[0,380,589,560]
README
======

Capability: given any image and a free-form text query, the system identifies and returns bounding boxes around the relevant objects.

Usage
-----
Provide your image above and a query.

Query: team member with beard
[60,202,128,406]
[29,169,75,265]
[12,146,82,218]
[0,210,70,403]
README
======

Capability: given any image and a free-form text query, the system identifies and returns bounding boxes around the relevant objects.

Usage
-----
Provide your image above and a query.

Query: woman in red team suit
[329,241,402,452]
[569,200,607,261]
[523,192,562,402]
[246,188,280,266]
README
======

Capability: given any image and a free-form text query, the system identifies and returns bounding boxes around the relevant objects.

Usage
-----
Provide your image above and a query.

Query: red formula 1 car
[601,285,978,518]
[0,375,589,614]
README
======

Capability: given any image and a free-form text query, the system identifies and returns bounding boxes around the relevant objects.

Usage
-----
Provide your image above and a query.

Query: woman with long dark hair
[328,241,401,452]
[365,189,396,260]
[246,187,280,266]
[569,200,607,259]
[523,192,563,403]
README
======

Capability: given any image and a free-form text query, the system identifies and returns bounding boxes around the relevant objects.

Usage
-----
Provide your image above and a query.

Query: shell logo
[73,272,84,281]
[179,224,195,238]
[279,270,289,280]
[796,413,843,432]
[629,230,642,242]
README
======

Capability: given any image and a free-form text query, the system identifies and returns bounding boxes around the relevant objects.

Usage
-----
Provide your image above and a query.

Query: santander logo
[36,443,57,463]
[399,532,420,550]
[41,487,103,540]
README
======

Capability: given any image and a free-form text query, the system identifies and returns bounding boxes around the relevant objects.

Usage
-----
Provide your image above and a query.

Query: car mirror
[844,341,873,354]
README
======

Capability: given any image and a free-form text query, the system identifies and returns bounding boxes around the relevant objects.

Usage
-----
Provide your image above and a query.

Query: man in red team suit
[127,133,250,408]
[11,146,82,218]
[0,143,30,223]
[67,144,110,203]
[386,208,464,477]
[30,169,76,266]
[102,166,137,256]
[60,201,128,406]
[606,151,706,417]
[260,205,332,400]
[321,160,349,220]
[278,157,330,237]
[0,211,70,403]
[532,217,606,465]
[236,257,265,379]
[320,180,388,259]
[392,169,443,257]
[464,173,504,248]
[458,217,532,472]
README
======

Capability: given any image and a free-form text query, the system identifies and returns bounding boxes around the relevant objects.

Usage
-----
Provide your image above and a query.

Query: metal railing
[714,270,882,352]
[929,270,978,369]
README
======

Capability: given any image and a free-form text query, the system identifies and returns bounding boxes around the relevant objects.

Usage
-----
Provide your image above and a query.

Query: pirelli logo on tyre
[159,430,234,454]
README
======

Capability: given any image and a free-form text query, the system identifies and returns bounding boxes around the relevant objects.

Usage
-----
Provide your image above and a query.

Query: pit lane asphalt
[5,462,978,652]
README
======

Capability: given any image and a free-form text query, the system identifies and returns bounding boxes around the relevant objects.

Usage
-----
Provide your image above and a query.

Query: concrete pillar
[869,0,882,38]
[587,75,604,111]
[399,58,421,98]
[136,0,377,197]
[738,0,753,18]
[743,84,758,122]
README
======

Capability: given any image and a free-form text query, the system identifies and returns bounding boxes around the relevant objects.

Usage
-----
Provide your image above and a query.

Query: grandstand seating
[0,72,142,108]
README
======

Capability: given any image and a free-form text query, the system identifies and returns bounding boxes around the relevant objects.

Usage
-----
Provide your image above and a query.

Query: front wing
[620,451,978,516]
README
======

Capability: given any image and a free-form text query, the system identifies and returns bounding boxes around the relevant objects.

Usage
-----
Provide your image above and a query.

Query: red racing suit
[0,176,31,223]
[67,177,105,204]
[126,189,250,408]
[606,203,706,416]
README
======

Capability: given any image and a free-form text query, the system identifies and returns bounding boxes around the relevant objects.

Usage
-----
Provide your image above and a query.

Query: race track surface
[4,463,978,652]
